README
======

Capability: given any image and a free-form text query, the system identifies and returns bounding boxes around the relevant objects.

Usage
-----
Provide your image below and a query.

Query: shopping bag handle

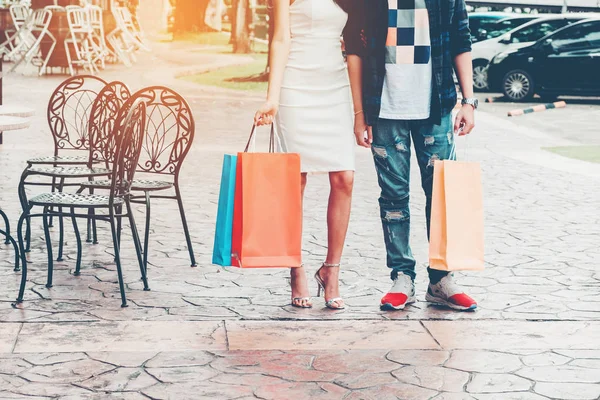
[449,134,470,161]
[244,124,278,153]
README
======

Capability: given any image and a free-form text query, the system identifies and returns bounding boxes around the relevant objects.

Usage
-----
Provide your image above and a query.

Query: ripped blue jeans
[371,114,454,281]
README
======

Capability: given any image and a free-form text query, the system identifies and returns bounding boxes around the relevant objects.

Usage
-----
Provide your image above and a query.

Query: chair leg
[114,205,122,263]
[18,171,32,253]
[1,208,10,245]
[14,212,30,305]
[56,178,65,262]
[48,176,56,227]
[0,227,20,272]
[71,208,82,276]
[0,209,19,271]
[92,218,98,244]
[86,187,94,243]
[125,198,149,291]
[109,217,128,307]
[42,207,54,288]
[175,185,197,267]
[143,191,151,274]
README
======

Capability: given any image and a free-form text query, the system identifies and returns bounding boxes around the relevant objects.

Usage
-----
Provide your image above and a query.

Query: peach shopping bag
[231,125,302,268]
[429,160,485,271]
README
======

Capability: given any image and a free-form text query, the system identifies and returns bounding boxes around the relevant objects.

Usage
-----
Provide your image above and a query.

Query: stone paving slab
[11,321,226,353]
[424,321,600,351]
[0,348,599,399]
[0,323,20,352]
[2,320,599,355]
[226,321,439,351]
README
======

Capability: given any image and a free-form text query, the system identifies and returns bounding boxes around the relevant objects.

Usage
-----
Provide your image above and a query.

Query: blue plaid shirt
[343,0,472,125]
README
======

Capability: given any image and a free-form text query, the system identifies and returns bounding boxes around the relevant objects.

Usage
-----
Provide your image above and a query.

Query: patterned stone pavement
[0,40,599,399]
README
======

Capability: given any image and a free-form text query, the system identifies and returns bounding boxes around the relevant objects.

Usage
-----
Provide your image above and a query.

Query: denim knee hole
[372,145,388,158]
[427,154,440,168]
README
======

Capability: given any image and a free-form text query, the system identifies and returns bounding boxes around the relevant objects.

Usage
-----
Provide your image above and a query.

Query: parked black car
[487,18,600,101]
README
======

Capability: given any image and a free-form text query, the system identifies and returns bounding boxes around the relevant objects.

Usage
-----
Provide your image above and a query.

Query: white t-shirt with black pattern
[379,0,433,120]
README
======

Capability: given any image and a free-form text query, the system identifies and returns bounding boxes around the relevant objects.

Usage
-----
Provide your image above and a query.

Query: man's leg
[412,114,477,310]
[371,119,416,310]
[411,114,454,282]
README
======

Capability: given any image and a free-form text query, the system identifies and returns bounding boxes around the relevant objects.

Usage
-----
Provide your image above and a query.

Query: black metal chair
[26,75,108,168]
[19,75,108,260]
[13,99,149,308]
[19,81,131,256]
[81,86,197,271]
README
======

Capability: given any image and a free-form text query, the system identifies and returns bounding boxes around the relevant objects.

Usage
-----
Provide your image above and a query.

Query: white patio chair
[113,6,150,52]
[86,4,110,67]
[5,4,32,57]
[1,8,56,76]
[10,4,30,31]
[64,6,105,75]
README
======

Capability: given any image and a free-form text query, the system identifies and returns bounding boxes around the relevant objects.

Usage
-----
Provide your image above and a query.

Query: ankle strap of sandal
[323,262,341,268]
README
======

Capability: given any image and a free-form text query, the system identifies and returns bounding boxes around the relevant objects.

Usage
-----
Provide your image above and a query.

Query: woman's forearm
[347,55,364,114]
[266,38,291,105]
[265,0,291,106]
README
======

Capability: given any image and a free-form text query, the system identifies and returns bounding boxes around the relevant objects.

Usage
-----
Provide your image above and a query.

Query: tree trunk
[232,0,251,53]
[173,0,211,34]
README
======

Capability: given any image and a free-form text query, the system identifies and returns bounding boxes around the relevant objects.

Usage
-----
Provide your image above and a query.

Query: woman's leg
[319,170,354,307]
[290,173,312,307]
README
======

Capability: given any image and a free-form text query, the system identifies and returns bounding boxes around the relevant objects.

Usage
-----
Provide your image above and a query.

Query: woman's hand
[354,112,372,148]
[254,101,278,126]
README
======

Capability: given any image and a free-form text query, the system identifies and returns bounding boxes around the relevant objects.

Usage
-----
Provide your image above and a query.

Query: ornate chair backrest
[47,75,108,156]
[87,81,131,169]
[126,86,195,180]
[110,99,146,205]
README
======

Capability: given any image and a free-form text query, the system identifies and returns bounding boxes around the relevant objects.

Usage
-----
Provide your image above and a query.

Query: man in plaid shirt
[344,0,479,311]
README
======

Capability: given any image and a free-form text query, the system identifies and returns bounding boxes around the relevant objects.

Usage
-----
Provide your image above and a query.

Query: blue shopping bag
[212,154,238,266]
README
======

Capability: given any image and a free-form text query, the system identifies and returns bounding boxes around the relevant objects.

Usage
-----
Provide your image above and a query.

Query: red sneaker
[426,274,477,311]
[380,273,416,311]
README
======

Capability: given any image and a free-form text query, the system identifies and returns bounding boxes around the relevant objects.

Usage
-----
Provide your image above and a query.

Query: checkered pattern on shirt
[385,0,431,65]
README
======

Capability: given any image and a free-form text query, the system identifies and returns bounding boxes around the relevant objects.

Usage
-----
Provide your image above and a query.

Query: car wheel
[473,60,489,92]
[502,69,535,102]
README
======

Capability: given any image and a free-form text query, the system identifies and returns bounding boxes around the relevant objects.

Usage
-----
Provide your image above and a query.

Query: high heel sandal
[291,265,312,309]
[315,262,345,310]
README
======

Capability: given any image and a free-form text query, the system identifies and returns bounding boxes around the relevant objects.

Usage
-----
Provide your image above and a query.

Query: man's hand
[454,104,475,136]
[354,113,373,148]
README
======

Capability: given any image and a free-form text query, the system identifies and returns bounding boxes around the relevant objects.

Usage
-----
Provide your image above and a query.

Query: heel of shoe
[316,284,322,297]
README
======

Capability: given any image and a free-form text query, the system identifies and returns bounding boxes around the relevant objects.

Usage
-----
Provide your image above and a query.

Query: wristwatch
[461,98,479,110]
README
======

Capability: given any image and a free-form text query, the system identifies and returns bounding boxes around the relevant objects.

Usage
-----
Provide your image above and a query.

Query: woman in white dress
[254,0,363,309]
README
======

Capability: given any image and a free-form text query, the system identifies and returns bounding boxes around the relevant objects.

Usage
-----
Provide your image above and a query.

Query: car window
[487,18,534,39]
[511,20,572,43]
[479,18,505,33]
[551,21,600,51]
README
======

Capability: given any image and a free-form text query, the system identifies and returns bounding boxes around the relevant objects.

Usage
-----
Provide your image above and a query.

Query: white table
[0,105,36,118]
[0,107,34,144]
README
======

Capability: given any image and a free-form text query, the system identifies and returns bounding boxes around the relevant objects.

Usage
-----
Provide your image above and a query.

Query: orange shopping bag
[231,125,302,268]
[429,159,485,271]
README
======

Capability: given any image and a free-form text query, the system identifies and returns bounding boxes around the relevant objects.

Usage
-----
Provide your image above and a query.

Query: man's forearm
[454,52,474,98]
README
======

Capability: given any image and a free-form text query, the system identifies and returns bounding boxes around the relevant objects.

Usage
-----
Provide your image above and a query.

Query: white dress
[276,0,355,174]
